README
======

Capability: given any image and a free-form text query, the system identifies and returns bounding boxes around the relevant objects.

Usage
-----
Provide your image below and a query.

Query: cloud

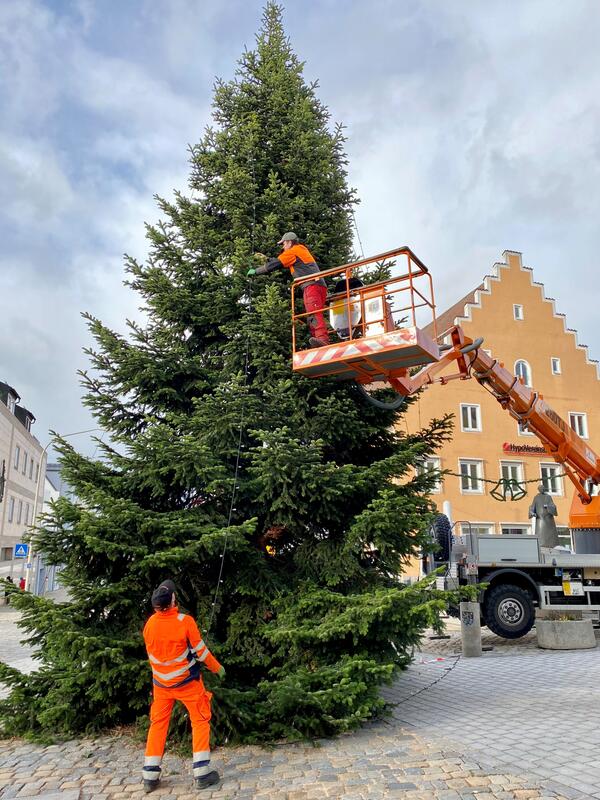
[0,0,218,455]
[1,0,599,457]
[289,0,600,348]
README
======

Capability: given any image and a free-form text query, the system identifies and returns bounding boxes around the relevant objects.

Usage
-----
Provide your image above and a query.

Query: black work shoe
[309,337,328,348]
[195,770,220,790]
[143,778,160,793]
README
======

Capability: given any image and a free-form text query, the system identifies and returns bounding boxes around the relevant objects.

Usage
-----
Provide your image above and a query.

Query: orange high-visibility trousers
[143,681,213,783]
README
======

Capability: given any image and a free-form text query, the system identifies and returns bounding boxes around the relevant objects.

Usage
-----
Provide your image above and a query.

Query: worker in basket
[247,232,330,348]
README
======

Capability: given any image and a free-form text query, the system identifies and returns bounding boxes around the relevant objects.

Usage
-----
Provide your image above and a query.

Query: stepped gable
[426,250,599,379]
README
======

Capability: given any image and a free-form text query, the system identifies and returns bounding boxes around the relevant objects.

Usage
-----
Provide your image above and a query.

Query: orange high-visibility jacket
[143,606,221,690]
[258,244,326,288]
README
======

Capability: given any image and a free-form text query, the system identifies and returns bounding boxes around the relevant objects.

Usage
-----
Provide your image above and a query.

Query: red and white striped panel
[293,327,440,378]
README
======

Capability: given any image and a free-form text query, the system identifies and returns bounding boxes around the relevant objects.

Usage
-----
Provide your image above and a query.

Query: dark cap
[151,579,176,609]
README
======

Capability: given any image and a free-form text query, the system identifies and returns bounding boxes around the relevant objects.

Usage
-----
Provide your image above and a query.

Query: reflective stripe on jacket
[143,606,221,689]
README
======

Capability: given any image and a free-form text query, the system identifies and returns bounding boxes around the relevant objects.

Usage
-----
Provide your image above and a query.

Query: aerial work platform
[292,326,440,383]
[291,246,440,386]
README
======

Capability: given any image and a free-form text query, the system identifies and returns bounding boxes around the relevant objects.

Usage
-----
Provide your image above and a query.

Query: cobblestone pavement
[0,607,593,800]
[0,608,37,701]
[0,727,573,800]
[386,645,600,800]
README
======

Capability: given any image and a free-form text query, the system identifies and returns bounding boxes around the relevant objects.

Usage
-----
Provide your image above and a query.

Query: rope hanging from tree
[206,152,257,634]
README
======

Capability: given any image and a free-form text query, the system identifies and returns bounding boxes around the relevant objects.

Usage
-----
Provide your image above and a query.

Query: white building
[0,381,46,579]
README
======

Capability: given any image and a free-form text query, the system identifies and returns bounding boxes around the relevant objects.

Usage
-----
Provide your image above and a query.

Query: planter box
[536,618,596,650]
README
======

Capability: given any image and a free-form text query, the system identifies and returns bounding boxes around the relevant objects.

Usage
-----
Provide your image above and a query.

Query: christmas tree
[0,3,453,742]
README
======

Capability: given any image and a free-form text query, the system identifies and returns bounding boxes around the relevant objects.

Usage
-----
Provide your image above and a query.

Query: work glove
[247,268,256,277]
[217,666,226,679]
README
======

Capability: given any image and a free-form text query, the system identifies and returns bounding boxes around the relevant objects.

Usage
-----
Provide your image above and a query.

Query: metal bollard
[460,601,482,658]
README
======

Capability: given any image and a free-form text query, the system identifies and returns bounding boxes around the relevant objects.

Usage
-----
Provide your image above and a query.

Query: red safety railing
[291,246,437,354]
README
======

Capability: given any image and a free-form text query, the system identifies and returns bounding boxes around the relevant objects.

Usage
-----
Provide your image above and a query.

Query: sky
[1,0,599,458]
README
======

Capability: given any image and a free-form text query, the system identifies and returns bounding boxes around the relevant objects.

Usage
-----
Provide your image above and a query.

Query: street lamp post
[24,428,101,592]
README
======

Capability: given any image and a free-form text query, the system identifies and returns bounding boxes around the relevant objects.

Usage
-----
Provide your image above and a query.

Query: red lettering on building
[502,442,545,456]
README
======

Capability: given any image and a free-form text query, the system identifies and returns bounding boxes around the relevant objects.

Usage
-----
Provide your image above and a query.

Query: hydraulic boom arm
[390,326,600,508]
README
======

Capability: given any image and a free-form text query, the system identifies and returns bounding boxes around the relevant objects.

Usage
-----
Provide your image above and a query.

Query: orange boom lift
[291,247,600,542]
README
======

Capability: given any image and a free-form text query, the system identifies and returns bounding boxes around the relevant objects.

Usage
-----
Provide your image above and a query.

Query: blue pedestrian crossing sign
[14,543,29,559]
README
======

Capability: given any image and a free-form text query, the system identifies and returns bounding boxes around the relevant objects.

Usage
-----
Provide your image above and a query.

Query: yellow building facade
[403,250,600,543]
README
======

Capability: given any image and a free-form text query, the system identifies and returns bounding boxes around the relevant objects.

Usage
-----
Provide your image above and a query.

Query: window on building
[501,524,531,535]
[17,500,23,524]
[551,357,561,375]
[35,463,39,483]
[459,459,484,493]
[460,404,482,432]
[460,522,494,536]
[513,304,524,320]
[515,360,532,387]
[13,445,20,470]
[8,496,15,523]
[417,457,442,493]
[22,451,28,475]
[29,458,34,480]
[1,547,13,561]
[569,412,588,439]
[7,394,16,413]
[540,463,563,496]
[556,526,572,550]
[501,461,524,485]
[25,503,30,525]
[517,420,534,436]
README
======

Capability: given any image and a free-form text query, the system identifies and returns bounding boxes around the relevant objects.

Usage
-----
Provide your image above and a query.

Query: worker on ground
[247,232,330,348]
[142,579,225,793]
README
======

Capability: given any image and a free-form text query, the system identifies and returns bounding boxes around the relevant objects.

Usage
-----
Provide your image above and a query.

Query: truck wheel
[432,513,452,562]
[484,584,535,639]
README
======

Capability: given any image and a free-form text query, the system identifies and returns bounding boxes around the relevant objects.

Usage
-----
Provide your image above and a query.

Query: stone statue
[528,483,559,548]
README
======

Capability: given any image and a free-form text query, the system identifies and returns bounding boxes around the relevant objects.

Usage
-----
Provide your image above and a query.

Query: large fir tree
[0,4,453,743]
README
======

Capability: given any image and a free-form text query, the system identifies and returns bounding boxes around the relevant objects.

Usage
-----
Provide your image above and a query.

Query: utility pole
[24,428,100,592]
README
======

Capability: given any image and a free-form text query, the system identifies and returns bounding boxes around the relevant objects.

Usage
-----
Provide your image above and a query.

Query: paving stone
[16,793,80,800]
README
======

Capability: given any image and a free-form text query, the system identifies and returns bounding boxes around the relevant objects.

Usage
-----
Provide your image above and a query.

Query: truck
[426,517,600,639]
[418,326,600,639]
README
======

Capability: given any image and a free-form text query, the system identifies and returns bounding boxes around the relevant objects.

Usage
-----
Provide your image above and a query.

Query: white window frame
[13,445,20,470]
[8,496,15,523]
[460,522,495,536]
[501,523,531,535]
[513,304,524,320]
[458,458,484,494]
[460,403,482,433]
[17,500,23,524]
[22,451,28,475]
[417,456,442,493]
[500,460,524,485]
[517,420,535,436]
[29,459,34,480]
[7,394,16,414]
[514,359,532,387]
[35,463,39,483]
[569,412,588,439]
[540,462,563,496]
[551,357,561,375]
[25,503,30,525]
